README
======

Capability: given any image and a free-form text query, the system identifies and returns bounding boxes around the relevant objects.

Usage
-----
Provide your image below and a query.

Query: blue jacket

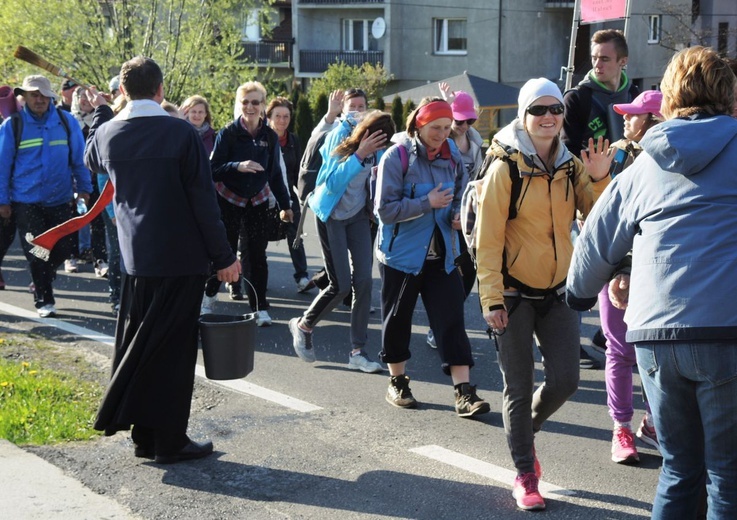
[375,134,466,275]
[0,104,91,206]
[567,114,737,342]
[308,115,378,222]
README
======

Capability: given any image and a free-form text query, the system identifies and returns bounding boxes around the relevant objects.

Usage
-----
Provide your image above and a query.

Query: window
[434,19,467,55]
[648,15,661,44]
[242,9,261,41]
[342,19,379,52]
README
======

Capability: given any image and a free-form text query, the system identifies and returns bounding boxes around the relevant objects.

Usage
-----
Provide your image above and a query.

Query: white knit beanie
[517,78,564,121]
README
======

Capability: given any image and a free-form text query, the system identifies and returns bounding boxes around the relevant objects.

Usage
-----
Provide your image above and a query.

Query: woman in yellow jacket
[475,78,611,511]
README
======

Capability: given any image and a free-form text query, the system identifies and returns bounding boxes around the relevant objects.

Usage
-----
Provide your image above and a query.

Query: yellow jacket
[476,122,610,311]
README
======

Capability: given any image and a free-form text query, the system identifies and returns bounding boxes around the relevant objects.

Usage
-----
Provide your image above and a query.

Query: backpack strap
[397,142,409,175]
[505,157,522,220]
[10,113,22,166]
[57,110,73,168]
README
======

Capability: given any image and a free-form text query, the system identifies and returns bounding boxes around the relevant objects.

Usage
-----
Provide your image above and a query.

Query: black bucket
[199,313,256,380]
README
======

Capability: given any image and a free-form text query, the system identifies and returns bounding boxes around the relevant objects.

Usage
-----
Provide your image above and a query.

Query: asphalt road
[0,228,661,520]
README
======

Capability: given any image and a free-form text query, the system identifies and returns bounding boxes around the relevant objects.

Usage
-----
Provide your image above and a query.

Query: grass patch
[0,336,103,445]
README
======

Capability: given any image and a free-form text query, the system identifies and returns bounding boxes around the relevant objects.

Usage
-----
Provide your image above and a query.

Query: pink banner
[581,0,627,24]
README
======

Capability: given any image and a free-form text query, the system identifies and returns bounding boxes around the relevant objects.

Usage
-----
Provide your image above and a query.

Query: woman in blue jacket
[374,97,490,417]
[289,110,394,374]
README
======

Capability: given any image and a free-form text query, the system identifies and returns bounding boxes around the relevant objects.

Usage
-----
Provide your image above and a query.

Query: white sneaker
[289,317,315,362]
[256,310,272,327]
[95,260,109,278]
[64,258,78,273]
[200,294,216,315]
[37,304,57,318]
[348,351,384,373]
[296,276,315,293]
[426,329,437,349]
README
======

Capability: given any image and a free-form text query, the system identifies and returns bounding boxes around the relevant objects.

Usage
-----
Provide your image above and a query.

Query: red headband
[416,101,453,128]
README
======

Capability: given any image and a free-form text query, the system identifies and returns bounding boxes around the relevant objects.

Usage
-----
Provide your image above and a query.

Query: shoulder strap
[398,143,408,175]
[505,157,522,220]
[57,110,73,167]
[11,112,22,154]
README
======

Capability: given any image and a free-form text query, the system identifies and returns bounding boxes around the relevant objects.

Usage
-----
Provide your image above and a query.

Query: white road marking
[410,445,575,496]
[0,301,322,413]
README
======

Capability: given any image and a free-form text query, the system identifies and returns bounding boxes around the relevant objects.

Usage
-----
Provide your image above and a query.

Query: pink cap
[613,90,663,119]
[451,91,477,120]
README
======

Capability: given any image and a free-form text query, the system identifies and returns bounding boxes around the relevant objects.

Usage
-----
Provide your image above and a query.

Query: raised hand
[355,129,388,161]
[581,136,613,181]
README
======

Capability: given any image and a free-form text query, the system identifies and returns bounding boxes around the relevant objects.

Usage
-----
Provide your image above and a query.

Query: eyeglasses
[344,88,366,98]
[454,119,477,126]
[241,99,262,107]
[526,104,565,116]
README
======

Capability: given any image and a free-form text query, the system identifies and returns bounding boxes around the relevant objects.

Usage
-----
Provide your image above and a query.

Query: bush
[391,96,404,131]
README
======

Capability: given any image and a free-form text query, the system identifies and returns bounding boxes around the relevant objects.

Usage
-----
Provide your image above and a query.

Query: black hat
[61,79,77,91]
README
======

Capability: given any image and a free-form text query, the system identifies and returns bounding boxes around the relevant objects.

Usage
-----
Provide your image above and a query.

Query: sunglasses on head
[526,103,565,116]
[454,119,477,126]
[241,99,262,106]
[344,88,366,98]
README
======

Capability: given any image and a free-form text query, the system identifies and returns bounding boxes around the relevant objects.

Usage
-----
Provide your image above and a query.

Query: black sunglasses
[344,88,366,98]
[241,99,262,106]
[454,119,477,126]
[526,103,565,116]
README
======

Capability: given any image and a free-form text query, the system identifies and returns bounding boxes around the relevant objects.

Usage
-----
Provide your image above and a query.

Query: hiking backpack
[296,130,330,203]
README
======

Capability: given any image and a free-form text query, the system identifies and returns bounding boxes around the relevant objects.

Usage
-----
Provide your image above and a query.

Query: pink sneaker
[513,472,546,511]
[636,415,660,451]
[611,426,640,464]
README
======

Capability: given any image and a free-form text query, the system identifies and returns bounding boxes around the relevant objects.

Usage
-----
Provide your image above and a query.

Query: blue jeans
[637,342,737,520]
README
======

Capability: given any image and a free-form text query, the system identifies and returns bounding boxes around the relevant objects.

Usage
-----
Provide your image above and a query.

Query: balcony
[241,41,293,67]
[299,50,384,74]
[545,0,575,7]
[298,0,383,4]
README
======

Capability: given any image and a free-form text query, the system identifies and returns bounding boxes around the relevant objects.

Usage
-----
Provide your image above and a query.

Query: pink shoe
[612,426,640,464]
[513,472,546,511]
[636,415,660,451]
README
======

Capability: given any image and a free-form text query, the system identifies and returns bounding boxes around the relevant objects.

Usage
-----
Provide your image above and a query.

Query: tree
[313,93,329,124]
[308,61,392,109]
[391,96,404,131]
[0,0,262,127]
[373,95,385,111]
[294,95,314,153]
[402,100,417,127]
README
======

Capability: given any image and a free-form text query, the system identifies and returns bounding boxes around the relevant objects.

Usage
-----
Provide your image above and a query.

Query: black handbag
[267,205,287,242]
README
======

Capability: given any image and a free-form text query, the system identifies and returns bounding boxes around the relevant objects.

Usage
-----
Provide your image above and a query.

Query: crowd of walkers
[2,32,737,517]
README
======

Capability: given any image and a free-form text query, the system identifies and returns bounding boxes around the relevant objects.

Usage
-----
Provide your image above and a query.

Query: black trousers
[379,259,474,375]
[0,214,16,267]
[13,201,75,307]
[94,274,206,454]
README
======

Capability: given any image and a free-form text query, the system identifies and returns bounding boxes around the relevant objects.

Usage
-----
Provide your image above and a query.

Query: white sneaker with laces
[200,294,216,315]
[37,304,57,318]
[95,260,109,278]
[289,317,315,362]
[64,258,78,273]
[256,309,272,327]
[348,351,384,373]
[296,276,314,293]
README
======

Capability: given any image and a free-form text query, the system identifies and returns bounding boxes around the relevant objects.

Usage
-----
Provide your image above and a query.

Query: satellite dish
[372,17,386,39]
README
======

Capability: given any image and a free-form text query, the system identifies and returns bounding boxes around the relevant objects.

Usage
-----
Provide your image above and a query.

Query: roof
[384,72,520,109]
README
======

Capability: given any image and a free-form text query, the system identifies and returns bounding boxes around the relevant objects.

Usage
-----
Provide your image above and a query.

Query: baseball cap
[613,90,663,119]
[451,91,478,121]
[13,75,56,99]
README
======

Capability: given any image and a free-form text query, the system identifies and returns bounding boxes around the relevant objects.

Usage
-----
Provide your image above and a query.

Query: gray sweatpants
[496,294,580,475]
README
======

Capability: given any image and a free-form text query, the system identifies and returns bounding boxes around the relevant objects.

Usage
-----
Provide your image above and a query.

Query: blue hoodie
[0,104,91,206]
[567,114,737,342]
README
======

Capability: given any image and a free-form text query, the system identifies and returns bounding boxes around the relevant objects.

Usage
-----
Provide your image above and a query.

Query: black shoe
[580,347,601,369]
[154,439,214,464]
[386,375,418,409]
[455,383,491,418]
[134,444,155,459]
[227,282,244,301]
[591,328,607,354]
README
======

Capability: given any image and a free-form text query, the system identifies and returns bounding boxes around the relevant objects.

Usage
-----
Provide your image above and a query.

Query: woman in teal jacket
[289,110,395,374]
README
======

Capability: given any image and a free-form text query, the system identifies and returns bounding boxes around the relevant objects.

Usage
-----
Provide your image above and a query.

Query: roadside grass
[0,335,104,445]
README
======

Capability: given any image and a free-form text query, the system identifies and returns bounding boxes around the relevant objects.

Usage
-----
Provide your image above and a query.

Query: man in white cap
[0,74,91,317]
